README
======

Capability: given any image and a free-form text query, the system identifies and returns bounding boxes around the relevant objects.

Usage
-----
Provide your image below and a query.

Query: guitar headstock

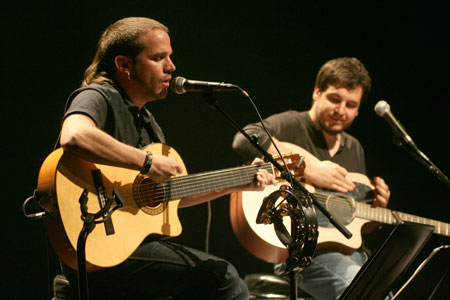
[272,153,305,180]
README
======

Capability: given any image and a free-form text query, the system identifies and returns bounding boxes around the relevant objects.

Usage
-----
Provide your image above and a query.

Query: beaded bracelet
[140,152,153,175]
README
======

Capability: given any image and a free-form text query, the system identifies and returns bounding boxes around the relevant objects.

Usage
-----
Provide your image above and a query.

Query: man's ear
[114,55,132,74]
[312,86,320,101]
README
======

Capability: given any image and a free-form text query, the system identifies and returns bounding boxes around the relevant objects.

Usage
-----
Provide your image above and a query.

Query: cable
[205,200,212,253]
[238,87,295,186]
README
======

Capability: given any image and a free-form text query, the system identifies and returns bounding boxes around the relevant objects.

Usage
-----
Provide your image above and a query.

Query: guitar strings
[90,162,446,231]
[82,176,448,234]
[100,164,274,210]
[312,193,446,230]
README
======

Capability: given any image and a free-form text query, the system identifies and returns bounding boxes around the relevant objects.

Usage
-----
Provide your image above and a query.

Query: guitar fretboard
[147,163,274,203]
[356,202,449,236]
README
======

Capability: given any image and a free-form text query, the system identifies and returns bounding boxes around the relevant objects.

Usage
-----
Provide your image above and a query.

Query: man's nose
[335,102,346,114]
[165,58,176,73]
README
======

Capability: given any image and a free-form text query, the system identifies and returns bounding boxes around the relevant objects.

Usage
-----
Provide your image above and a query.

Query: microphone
[170,76,238,94]
[374,100,416,148]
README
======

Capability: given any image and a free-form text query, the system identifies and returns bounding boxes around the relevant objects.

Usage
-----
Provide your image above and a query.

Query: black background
[3,1,449,298]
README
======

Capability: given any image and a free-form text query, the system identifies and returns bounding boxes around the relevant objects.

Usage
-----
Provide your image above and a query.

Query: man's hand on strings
[147,155,183,183]
[305,160,356,193]
[372,176,390,207]
[243,158,277,191]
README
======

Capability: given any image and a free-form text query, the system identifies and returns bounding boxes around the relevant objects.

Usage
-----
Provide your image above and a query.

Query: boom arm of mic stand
[393,135,450,189]
[204,93,352,239]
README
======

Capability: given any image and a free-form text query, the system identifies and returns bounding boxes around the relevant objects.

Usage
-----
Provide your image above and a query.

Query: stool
[245,273,314,300]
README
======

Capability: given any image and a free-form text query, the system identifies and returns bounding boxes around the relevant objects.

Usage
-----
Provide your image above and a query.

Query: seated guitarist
[57,17,276,299]
[232,57,391,300]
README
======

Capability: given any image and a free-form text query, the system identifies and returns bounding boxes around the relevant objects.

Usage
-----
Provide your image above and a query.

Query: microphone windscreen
[170,76,186,94]
[374,100,390,116]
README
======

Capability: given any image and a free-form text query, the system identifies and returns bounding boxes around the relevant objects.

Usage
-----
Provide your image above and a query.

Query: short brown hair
[315,57,371,102]
[82,17,169,87]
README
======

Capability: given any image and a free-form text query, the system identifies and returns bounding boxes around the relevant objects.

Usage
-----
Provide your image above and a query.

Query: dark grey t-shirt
[232,110,366,174]
[64,81,165,148]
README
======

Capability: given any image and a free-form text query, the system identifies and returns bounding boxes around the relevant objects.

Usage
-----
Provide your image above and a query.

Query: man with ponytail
[55,17,275,299]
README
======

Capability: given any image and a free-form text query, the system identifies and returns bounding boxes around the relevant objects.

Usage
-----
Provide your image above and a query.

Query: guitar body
[230,143,375,263]
[232,142,450,263]
[37,143,302,271]
[37,143,187,271]
[230,177,373,263]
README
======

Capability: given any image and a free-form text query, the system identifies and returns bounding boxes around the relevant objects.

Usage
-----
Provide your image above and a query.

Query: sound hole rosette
[325,193,356,225]
[132,174,168,215]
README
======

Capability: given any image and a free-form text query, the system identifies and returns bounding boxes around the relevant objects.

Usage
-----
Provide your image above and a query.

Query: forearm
[60,114,147,171]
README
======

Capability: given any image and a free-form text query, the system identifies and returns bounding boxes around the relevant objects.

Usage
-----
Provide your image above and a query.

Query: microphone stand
[203,92,351,299]
[202,92,352,239]
[77,186,124,300]
[393,135,450,189]
[202,92,353,299]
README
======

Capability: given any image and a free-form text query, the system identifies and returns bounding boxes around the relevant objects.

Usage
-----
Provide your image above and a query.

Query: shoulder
[72,81,120,98]
[341,131,364,153]
[65,82,119,126]
[68,82,125,109]
[266,110,307,123]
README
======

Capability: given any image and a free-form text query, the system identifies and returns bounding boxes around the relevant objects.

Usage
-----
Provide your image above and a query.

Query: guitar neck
[161,163,273,201]
[356,202,449,236]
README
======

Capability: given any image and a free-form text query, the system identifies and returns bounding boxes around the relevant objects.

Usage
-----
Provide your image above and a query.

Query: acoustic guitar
[230,142,450,263]
[36,143,303,271]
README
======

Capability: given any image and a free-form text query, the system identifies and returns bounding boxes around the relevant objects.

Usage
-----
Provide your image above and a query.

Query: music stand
[339,221,435,300]
[392,245,449,300]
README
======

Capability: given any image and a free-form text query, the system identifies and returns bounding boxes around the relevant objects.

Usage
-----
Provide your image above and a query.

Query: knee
[220,263,249,300]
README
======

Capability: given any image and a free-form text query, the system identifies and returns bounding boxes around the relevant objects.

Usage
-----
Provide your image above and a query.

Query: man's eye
[346,102,358,109]
[328,97,340,103]
[152,55,165,61]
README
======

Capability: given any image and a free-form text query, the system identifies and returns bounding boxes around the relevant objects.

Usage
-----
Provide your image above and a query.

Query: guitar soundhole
[133,176,167,215]
[326,195,355,225]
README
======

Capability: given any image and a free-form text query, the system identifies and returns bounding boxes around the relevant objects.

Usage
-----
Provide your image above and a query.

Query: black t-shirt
[233,110,366,174]
[64,81,165,148]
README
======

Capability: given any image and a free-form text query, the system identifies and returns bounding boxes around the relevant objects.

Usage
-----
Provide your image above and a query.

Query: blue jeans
[275,250,367,300]
[59,240,249,299]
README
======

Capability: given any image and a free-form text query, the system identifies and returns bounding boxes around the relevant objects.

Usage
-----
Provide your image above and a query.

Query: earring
[126,72,131,81]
